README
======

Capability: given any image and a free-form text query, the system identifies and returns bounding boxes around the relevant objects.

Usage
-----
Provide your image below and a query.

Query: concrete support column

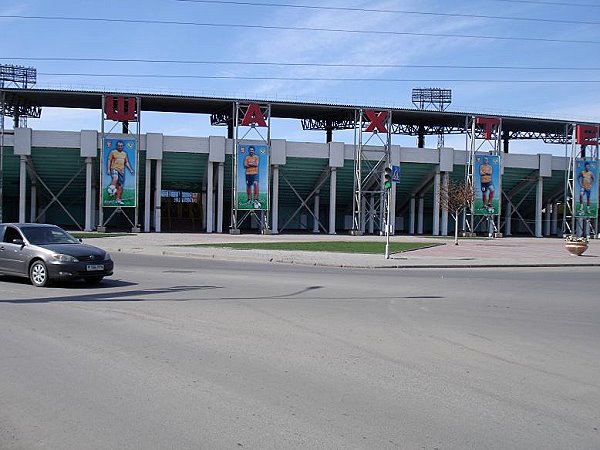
[85,157,93,231]
[441,172,449,236]
[505,202,512,236]
[206,161,214,233]
[19,156,27,223]
[551,202,559,236]
[432,169,441,236]
[329,168,337,234]
[154,160,162,233]
[144,158,152,232]
[271,165,279,234]
[361,196,367,233]
[544,202,552,236]
[313,192,320,233]
[417,196,424,235]
[409,196,416,235]
[368,196,375,234]
[30,184,37,223]
[535,176,543,238]
[217,162,224,233]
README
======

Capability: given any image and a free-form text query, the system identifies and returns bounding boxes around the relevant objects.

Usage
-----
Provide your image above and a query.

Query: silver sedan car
[0,223,113,287]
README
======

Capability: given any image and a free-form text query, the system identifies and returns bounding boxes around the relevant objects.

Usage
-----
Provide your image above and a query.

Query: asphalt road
[1,254,599,449]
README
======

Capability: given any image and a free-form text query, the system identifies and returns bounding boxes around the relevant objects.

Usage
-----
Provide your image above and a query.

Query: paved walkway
[90,233,600,269]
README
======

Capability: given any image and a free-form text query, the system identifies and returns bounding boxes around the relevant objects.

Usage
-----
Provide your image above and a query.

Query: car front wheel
[30,260,50,287]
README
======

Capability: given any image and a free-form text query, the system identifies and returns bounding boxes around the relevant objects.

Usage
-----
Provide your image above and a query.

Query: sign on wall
[575,159,598,218]
[236,144,269,211]
[102,138,137,208]
[473,154,500,215]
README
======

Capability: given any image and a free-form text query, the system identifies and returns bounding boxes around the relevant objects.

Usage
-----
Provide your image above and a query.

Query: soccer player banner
[236,144,269,211]
[473,154,500,215]
[102,138,137,208]
[575,159,598,218]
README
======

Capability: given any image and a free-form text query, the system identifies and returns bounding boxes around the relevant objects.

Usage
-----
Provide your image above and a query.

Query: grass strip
[183,241,441,254]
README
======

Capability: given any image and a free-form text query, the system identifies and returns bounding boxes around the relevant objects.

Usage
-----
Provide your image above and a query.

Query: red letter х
[364,110,388,133]
[241,103,267,127]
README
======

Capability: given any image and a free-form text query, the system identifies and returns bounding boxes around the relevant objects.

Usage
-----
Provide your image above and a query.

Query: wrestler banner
[575,159,598,218]
[236,144,269,211]
[473,154,500,215]
[102,138,137,208]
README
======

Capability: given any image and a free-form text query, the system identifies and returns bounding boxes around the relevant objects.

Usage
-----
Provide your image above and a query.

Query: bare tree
[439,180,475,245]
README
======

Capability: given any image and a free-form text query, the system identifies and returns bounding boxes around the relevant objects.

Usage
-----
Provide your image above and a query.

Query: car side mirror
[79,238,83,243]
[12,238,24,246]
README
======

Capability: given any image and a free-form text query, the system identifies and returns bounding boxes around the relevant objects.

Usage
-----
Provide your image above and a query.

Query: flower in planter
[564,235,589,243]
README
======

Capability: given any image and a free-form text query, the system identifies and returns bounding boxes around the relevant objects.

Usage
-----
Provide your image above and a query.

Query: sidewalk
[89,233,600,269]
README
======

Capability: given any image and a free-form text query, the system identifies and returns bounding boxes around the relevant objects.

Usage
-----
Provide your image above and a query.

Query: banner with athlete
[236,144,269,211]
[575,159,598,218]
[473,154,500,215]
[102,138,137,208]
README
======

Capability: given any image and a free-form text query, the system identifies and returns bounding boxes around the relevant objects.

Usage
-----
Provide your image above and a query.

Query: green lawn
[70,232,133,239]
[184,241,441,254]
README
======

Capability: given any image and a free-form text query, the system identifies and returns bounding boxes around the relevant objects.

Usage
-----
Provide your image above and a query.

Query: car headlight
[51,253,79,263]
[105,252,111,261]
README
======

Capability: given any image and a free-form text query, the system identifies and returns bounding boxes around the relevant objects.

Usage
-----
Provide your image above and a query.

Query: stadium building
[0,86,598,238]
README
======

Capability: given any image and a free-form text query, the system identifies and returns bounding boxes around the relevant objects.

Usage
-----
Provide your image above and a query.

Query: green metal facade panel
[161,152,207,192]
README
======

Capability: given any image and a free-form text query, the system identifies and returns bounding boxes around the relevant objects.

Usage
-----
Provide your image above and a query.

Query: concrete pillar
[144,158,152,232]
[361,196,367,233]
[329,168,337,234]
[544,202,552,236]
[85,157,93,231]
[217,162,224,233]
[551,202,559,236]
[30,184,36,223]
[271,165,279,234]
[154,160,162,233]
[313,192,320,233]
[535,176,543,238]
[368,195,375,234]
[206,162,214,233]
[417,196,424,235]
[432,170,441,236]
[19,156,27,223]
[505,202,512,236]
[441,172,449,236]
[409,196,416,235]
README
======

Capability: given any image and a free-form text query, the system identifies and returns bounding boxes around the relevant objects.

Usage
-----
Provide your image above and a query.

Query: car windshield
[21,226,79,245]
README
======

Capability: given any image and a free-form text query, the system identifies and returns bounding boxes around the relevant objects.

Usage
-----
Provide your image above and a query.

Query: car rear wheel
[30,260,50,287]
[84,276,104,284]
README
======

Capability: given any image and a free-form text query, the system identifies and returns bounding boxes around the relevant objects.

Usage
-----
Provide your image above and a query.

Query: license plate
[86,264,104,271]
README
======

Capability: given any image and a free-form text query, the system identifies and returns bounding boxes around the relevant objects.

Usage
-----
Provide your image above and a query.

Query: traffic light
[384,166,392,190]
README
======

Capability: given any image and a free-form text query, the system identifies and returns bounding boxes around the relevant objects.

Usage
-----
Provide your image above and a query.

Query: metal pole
[385,189,391,259]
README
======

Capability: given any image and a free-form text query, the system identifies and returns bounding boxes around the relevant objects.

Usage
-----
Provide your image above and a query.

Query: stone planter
[565,241,588,256]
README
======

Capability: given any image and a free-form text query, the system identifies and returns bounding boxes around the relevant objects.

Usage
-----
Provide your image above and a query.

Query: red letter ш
[241,103,267,127]
[364,110,388,133]
[576,124,598,146]
[476,117,500,141]
[105,96,137,122]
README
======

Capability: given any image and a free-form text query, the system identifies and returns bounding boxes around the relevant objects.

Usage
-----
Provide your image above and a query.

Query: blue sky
[1,0,599,154]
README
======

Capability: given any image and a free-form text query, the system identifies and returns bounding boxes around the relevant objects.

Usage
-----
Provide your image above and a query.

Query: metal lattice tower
[351,109,392,235]
[465,116,502,236]
[231,102,271,233]
[562,124,599,237]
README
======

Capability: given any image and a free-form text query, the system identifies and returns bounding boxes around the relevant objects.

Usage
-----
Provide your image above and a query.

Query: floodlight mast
[0,64,38,223]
